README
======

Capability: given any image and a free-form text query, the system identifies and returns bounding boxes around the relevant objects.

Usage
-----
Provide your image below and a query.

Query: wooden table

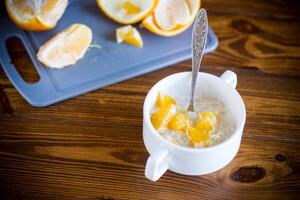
[1,0,300,199]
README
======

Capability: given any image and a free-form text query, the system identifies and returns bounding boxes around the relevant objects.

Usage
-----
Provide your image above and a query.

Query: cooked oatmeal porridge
[150,92,235,148]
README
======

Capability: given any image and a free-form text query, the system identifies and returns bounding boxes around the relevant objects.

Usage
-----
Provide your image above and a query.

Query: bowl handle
[145,148,170,181]
[220,70,237,88]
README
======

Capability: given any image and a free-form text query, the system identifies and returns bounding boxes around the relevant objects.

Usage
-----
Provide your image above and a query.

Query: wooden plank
[0,117,142,143]
[4,37,40,83]
[206,15,300,75]
[0,1,300,199]
[0,129,299,199]
[204,0,300,19]
[0,82,13,114]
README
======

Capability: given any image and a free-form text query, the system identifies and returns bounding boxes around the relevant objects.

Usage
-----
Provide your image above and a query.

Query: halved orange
[154,0,191,31]
[142,0,201,37]
[37,24,92,68]
[5,0,68,31]
[96,0,157,24]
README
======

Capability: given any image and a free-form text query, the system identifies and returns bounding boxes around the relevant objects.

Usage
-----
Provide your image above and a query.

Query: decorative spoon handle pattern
[188,8,208,111]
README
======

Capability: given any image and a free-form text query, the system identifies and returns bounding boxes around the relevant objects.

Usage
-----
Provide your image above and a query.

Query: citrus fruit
[151,103,176,130]
[187,127,210,144]
[167,113,190,132]
[155,92,176,108]
[5,0,68,31]
[195,112,217,133]
[142,0,201,36]
[154,0,191,31]
[116,25,143,48]
[37,24,92,68]
[96,0,157,24]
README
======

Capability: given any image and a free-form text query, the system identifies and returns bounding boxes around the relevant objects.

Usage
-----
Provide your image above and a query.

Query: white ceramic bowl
[143,70,246,181]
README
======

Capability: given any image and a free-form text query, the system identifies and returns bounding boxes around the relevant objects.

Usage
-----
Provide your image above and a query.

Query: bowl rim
[143,71,246,153]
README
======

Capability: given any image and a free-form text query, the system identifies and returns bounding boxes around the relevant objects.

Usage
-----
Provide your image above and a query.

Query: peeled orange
[96,0,157,24]
[167,113,190,132]
[37,24,92,68]
[5,0,68,31]
[195,112,217,133]
[116,25,143,48]
[151,103,176,130]
[187,127,210,144]
[155,92,176,108]
[142,0,201,37]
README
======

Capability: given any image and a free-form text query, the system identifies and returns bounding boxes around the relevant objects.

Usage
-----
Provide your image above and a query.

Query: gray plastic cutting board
[0,0,218,107]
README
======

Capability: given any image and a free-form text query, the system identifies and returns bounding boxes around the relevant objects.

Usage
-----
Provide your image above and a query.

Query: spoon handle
[188,8,208,111]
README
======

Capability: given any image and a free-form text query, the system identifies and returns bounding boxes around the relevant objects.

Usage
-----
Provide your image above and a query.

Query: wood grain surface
[1,0,300,199]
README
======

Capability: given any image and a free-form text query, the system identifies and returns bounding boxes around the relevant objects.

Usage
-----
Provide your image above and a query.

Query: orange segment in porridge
[151,92,235,148]
[167,113,190,133]
[187,127,211,144]
[195,121,213,132]
[151,103,174,129]
[155,92,176,108]
[195,112,217,133]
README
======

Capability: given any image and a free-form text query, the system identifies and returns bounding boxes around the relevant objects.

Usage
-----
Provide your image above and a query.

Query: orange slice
[96,0,157,24]
[141,0,200,37]
[187,127,210,144]
[167,113,190,132]
[195,112,217,133]
[116,25,143,48]
[37,24,92,68]
[5,0,68,31]
[155,92,176,108]
[151,102,176,130]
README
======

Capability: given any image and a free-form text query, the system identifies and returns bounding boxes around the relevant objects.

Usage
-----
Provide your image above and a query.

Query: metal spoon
[187,8,208,112]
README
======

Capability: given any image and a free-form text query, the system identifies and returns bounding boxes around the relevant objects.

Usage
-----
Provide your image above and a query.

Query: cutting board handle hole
[6,36,40,84]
